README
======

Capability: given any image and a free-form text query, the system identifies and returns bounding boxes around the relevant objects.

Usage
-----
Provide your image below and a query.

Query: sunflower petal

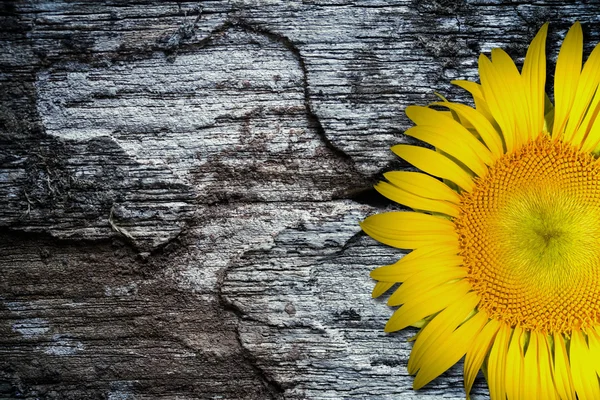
[372,281,395,298]
[387,266,467,306]
[361,211,454,231]
[361,212,457,249]
[553,333,576,400]
[361,227,454,249]
[580,110,600,152]
[479,54,516,152]
[404,126,488,176]
[408,292,479,374]
[370,244,460,282]
[587,328,600,376]
[375,181,460,217]
[577,88,600,150]
[391,145,474,191]
[371,253,462,283]
[570,330,600,399]
[522,23,549,137]
[464,317,500,398]
[566,41,600,144]
[413,311,487,389]
[405,106,493,166]
[453,80,484,98]
[384,280,471,332]
[451,80,497,124]
[431,101,504,156]
[384,171,461,204]
[491,48,530,145]
[488,324,511,400]
[552,21,583,138]
[523,330,540,399]
[505,326,525,400]
[536,332,557,400]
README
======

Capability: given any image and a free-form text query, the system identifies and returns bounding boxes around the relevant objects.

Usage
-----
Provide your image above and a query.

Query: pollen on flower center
[456,136,600,334]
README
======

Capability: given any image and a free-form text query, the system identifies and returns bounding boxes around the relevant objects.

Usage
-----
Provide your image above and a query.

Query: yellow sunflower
[362,22,600,399]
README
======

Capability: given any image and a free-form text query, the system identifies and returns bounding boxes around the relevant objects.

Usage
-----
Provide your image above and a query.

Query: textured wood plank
[220,202,492,399]
[0,232,281,399]
[2,1,600,399]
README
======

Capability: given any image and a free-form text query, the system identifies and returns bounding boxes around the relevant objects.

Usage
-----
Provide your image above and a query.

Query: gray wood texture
[1,1,599,399]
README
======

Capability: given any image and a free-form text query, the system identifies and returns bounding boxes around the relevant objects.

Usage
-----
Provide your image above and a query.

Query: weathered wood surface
[1,1,599,399]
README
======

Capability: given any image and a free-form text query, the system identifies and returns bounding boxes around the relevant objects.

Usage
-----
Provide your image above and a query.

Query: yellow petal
[544,92,555,133]
[581,117,600,151]
[361,228,453,250]
[566,41,600,144]
[361,211,457,249]
[553,333,576,400]
[384,280,471,332]
[452,79,484,98]
[491,48,530,145]
[523,329,539,400]
[404,126,488,176]
[552,21,583,138]
[370,244,459,282]
[431,101,504,157]
[383,171,461,204]
[464,317,500,398]
[576,88,600,150]
[387,265,467,306]
[391,145,474,191]
[570,330,600,400]
[410,318,429,330]
[371,253,462,282]
[505,326,524,400]
[372,281,395,298]
[479,54,516,152]
[405,106,493,166]
[413,311,487,389]
[408,292,479,374]
[375,181,460,217]
[488,324,511,400]
[587,328,600,376]
[535,332,557,400]
[361,211,455,231]
[451,80,497,124]
[522,23,549,137]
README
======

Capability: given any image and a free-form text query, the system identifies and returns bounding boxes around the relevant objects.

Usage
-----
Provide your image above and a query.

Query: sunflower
[361,22,600,399]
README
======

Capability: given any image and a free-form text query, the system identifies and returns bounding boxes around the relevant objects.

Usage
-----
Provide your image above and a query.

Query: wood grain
[2,1,600,398]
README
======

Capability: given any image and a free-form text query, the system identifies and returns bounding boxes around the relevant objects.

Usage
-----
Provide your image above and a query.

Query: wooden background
[1,1,599,399]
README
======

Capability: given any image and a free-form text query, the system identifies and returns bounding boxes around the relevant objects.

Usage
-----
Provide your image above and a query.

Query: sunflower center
[456,136,600,333]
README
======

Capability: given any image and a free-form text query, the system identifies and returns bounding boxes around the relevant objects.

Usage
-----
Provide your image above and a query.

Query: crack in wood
[216,250,286,397]
[154,16,368,182]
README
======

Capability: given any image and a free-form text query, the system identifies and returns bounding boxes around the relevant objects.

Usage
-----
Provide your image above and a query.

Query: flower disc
[457,137,600,333]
